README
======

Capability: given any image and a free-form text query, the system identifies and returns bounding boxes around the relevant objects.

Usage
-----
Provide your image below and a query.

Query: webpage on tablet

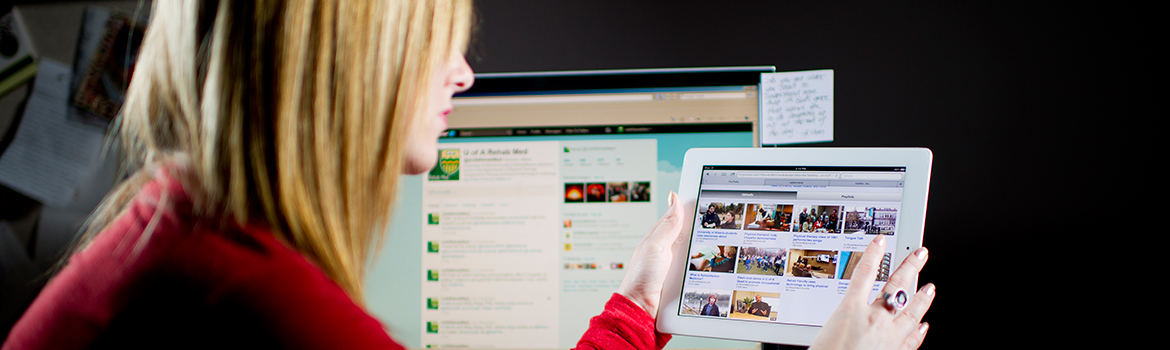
[679,166,905,326]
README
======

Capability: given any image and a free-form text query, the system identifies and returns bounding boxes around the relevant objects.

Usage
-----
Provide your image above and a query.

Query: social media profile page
[420,139,658,348]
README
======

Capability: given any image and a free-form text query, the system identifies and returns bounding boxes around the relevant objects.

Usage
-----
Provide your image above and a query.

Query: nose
[449,54,474,93]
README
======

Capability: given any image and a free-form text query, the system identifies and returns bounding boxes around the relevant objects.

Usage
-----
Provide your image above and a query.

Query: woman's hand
[616,191,686,319]
[810,235,936,350]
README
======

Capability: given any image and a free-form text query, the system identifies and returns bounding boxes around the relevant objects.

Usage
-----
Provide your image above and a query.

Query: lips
[437,109,451,135]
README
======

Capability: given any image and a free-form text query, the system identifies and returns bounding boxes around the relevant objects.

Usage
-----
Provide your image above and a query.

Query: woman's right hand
[809,235,936,350]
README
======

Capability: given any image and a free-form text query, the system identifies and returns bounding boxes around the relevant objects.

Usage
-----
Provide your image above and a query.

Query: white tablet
[656,147,932,346]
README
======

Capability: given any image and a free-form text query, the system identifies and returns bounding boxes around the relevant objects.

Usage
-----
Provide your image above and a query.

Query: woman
[3,1,934,349]
[700,294,720,317]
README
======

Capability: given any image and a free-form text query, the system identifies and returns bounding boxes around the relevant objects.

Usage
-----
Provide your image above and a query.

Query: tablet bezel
[656,147,933,346]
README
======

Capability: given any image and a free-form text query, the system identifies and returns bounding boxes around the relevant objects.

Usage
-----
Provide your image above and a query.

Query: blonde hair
[79,0,472,306]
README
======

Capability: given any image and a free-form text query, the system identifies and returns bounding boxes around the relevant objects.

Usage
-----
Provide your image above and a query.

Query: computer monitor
[367,67,774,349]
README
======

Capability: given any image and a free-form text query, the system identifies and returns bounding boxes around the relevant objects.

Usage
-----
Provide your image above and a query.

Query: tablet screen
[678,165,905,326]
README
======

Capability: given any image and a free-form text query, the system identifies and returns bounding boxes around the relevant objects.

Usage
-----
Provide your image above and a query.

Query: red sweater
[2,173,671,349]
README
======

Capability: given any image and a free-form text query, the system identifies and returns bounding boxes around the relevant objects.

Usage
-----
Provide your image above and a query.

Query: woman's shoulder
[97,170,356,311]
[5,171,401,349]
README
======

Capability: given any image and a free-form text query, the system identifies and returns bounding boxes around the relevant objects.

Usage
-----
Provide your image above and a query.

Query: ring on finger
[880,288,908,314]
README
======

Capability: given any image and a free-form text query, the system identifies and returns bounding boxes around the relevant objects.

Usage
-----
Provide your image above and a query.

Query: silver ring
[881,288,908,313]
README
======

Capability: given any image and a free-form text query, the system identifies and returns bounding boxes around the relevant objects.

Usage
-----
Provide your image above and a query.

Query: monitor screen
[367,67,773,349]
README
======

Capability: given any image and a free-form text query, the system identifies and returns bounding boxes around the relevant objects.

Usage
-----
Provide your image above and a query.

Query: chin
[401,125,442,175]
[404,151,438,175]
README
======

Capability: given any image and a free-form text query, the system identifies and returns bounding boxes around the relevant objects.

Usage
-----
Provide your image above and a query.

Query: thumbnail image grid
[843,206,898,235]
[697,202,745,229]
[564,182,651,203]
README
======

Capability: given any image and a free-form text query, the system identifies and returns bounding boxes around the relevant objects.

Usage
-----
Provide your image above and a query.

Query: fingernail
[875,235,885,246]
[919,322,929,334]
[923,283,935,296]
[668,191,676,207]
[915,247,928,260]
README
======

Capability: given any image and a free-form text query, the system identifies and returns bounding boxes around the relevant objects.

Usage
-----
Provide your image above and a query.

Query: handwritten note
[759,69,834,145]
[0,59,106,207]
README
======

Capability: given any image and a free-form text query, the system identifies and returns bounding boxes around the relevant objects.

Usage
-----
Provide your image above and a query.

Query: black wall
[466,1,1117,348]
[1,0,1129,347]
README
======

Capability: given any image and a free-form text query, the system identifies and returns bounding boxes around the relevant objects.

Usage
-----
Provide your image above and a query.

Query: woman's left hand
[616,191,686,319]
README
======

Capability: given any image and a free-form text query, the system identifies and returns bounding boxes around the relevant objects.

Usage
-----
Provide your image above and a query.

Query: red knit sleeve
[573,294,672,350]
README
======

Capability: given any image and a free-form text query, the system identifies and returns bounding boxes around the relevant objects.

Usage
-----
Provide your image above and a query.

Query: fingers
[843,235,887,302]
[901,322,929,350]
[896,283,935,328]
[882,247,928,300]
[645,191,685,248]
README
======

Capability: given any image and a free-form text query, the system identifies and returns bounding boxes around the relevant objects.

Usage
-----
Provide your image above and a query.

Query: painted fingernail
[915,247,928,260]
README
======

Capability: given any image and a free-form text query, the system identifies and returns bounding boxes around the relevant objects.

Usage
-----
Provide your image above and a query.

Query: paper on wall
[759,69,834,146]
[0,58,106,207]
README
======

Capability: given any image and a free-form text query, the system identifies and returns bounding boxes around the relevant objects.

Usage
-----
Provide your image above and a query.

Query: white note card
[0,59,106,207]
[759,69,834,145]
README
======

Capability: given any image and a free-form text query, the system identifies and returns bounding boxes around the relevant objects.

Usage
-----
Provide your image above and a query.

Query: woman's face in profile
[404,51,475,174]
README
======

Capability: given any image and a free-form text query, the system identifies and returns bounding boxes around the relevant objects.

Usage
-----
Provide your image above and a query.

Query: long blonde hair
[80,0,472,306]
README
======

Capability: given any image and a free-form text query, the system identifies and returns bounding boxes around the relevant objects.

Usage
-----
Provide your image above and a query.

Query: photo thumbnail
[586,183,607,202]
[793,205,843,233]
[787,249,838,279]
[630,182,651,202]
[837,251,891,281]
[564,183,585,203]
[743,204,793,231]
[680,290,732,318]
[688,245,739,273]
[697,202,745,230]
[843,206,898,235]
[729,291,781,321]
[607,182,629,202]
[735,247,788,276]
[564,182,651,204]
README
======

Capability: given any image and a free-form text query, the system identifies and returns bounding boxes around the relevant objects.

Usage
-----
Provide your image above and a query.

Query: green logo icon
[427,213,440,225]
[427,270,439,281]
[427,241,440,253]
[426,321,439,333]
[428,149,460,181]
[427,298,439,309]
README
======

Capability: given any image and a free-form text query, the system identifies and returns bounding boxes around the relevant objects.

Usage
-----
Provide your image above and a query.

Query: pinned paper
[0,59,106,207]
[759,69,834,146]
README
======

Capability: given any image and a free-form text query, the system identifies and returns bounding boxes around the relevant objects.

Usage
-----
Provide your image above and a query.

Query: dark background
[2,0,1130,348]
[462,1,1123,348]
